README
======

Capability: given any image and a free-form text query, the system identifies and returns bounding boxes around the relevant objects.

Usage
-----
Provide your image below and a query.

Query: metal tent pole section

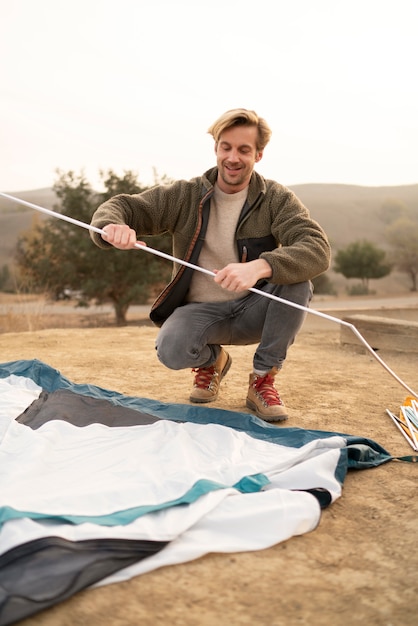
[1,190,417,398]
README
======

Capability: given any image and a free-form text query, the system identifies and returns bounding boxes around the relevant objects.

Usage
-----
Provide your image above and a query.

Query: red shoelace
[192,366,217,389]
[252,373,283,406]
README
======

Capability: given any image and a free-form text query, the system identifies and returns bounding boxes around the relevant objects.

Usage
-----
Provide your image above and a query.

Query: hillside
[290,182,418,248]
[0,188,58,273]
[1,183,418,294]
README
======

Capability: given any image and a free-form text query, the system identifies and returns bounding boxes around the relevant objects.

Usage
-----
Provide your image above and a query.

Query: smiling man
[215,123,262,192]
[90,109,331,422]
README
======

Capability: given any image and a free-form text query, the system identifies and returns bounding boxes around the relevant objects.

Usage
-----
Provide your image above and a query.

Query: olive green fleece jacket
[90,167,331,326]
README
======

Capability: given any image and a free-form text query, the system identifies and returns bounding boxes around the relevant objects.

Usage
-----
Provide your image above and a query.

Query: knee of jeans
[278,281,313,305]
[155,332,191,370]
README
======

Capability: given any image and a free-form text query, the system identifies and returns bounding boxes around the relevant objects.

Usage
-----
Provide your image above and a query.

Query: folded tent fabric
[0,359,394,626]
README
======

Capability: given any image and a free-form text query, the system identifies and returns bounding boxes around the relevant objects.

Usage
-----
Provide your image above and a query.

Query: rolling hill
[291,182,418,248]
[1,183,418,294]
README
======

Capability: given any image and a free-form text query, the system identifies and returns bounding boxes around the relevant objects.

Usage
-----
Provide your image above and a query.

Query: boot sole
[189,353,232,403]
[246,398,288,422]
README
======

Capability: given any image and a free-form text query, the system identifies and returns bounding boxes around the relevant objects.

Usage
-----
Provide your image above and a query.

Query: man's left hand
[213,259,272,292]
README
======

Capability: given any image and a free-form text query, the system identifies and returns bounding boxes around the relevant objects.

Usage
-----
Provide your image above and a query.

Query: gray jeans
[155,281,313,373]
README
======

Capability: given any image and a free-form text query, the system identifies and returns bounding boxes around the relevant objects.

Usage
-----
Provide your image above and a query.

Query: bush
[346,283,375,296]
[312,273,337,295]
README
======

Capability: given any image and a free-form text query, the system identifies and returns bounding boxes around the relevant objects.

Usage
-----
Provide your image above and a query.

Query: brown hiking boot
[246,368,288,422]
[189,348,232,403]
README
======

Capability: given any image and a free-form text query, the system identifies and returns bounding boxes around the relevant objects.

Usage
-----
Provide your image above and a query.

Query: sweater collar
[202,167,266,205]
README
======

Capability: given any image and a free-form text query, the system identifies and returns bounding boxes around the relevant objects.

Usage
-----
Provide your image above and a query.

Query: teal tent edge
[0,358,395,488]
[0,474,270,528]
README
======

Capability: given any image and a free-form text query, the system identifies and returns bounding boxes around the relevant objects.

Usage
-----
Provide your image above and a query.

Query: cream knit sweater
[186,185,249,303]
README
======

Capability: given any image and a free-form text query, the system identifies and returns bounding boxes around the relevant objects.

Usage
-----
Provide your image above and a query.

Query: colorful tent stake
[385,410,418,451]
[401,406,418,449]
[1,190,417,400]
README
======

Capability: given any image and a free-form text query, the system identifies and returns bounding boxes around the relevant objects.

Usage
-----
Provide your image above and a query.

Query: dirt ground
[0,297,417,626]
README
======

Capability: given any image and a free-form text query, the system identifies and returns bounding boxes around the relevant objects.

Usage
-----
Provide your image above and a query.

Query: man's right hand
[101,224,146,250]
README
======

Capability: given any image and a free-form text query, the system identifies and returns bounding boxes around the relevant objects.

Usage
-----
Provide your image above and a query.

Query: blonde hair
[207,108,272,151]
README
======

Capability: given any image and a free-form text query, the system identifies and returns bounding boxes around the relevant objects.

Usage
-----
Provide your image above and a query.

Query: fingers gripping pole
[1,191,417,398]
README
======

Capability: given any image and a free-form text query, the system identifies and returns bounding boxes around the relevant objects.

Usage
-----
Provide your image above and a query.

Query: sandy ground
[0,300,417,626]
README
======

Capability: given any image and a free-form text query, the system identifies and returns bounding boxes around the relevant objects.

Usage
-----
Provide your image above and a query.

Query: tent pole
[1,191,417,399]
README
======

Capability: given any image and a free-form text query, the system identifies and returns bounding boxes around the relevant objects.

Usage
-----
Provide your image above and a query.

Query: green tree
[385,218,418,291]
[333,240,392,293]
[15,170,172,325]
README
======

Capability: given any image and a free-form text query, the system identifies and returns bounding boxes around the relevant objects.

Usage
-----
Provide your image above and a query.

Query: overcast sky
[1,0,417,192]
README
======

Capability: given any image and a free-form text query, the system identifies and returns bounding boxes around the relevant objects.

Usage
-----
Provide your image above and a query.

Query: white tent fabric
[0,369,341,584]
[0,359,396,624]
[0,371,342,552]
[0,374,41,422]
[0,417,344,519]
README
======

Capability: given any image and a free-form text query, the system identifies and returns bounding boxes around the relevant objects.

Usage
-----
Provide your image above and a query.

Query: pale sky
[1,0,417,192]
